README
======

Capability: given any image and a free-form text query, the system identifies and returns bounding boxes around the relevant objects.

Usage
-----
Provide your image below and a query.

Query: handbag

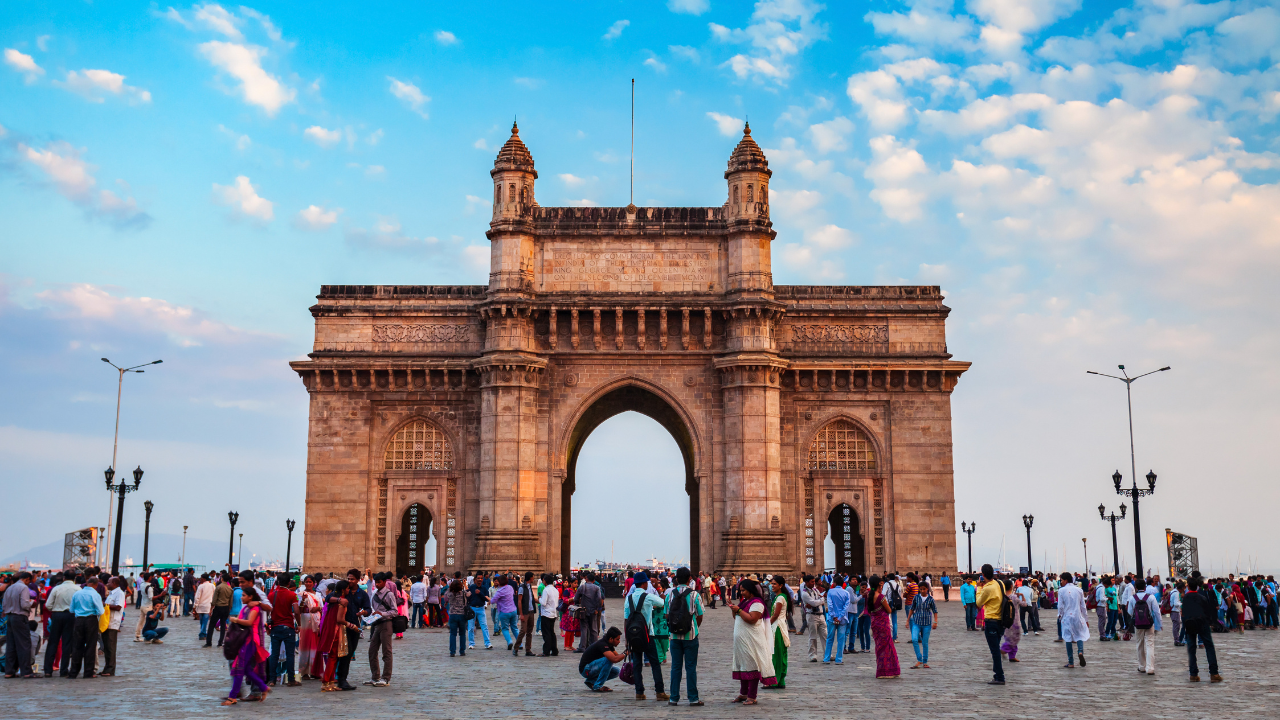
[618,660,635,685]
[464,605,476,622]
[391,614,409,633]
[223,622,250,661]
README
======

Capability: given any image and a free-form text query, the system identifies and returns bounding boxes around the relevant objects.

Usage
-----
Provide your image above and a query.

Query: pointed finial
[743,120,751,136]
[512,118,519,134]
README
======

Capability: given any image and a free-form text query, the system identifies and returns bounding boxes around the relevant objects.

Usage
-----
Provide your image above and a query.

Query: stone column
[474,360,545,570]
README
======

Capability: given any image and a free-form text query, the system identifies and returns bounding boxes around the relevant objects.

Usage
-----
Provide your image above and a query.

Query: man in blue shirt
[960,575,978,630]
[622,571,667,701]
[824,576,850,664]
[67,581,105,678]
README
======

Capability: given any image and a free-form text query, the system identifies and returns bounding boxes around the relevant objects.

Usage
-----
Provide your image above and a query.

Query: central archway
[561,384,700,574]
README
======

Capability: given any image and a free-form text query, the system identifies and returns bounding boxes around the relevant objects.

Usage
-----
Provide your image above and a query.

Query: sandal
[733,695,748,703]
[743,699,758,705]
[221,699,238,706]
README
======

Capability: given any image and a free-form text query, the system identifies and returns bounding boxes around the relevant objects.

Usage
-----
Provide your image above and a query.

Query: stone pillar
[474,359,545,570]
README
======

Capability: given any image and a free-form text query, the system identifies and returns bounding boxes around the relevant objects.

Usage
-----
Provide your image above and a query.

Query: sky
[2,0,1278,575]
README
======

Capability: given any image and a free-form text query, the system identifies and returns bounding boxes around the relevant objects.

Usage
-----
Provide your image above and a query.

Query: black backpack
[1000,592,1015,629]
[624,592,650,646]
[886,582,902,611]
[666,588,694,635]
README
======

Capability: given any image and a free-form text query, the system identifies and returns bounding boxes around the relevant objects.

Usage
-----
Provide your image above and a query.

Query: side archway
[395,503,433,577]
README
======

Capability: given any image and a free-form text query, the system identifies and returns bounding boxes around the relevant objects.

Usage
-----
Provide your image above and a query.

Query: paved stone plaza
[6,598,1277,718]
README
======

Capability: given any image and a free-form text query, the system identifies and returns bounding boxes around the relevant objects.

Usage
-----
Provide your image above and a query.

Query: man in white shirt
[43,572,79,677]
[883,574,902,641]
[1168,581,1184,646]
[102,577,126,676]
[409,576,428,629]
[193,575,216,640]
[134,573,155,641]
[1120,577,1136,637]
[800,575,827,662]
[538,574,560,657]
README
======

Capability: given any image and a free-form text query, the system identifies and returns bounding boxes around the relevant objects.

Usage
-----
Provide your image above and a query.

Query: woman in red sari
[560,579,580,651]
[867,575,900,679]
[310,580,352,692]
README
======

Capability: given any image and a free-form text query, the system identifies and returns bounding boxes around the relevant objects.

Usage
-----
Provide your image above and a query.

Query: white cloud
[294,204,340,230]
[213,175,273,222]
[303,125,342,147]
[568,199,599,207]
[805,223,857,250]
[364,165,385,177]
[56,69,152,104]
[238,6,285,42]
[808,116,854,153]
[217,124,251,150]
[194,3,243,40]
[711,0,827,84]
[668,0,709,15]
[388,76,429,118]
[669,45,701,62]
[559,173,589,187]
[707,111,744,136]
[198,41,294,115]
[603,20,630,40]
[970,0,1081,54]
[434,30,458,45]
[644,57,668,73]
[36,35,51,52]
[345,217,438,251]
[474,138,490,150]
[1214,7,1280,65]
[4,48,43,83]
[366,129,384,145]
[864,7,977,49]
[865,135,929,222]
[847,58,955,130]
[19,142,150,229]
[920,93,1053,135]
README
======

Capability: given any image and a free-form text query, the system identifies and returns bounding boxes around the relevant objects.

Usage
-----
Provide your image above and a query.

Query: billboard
[63,528,98,568]
[1166,528,1199,579]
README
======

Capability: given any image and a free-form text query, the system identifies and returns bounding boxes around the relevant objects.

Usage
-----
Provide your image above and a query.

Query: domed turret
[725,121,771,176]
[491,121,537,221]
[725,122,770,220]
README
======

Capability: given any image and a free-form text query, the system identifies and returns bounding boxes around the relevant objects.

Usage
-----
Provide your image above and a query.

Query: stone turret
[488,122,538,294]
[723,122,774,294]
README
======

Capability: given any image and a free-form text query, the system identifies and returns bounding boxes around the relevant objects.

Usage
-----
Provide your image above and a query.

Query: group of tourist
[4,562,1272,703]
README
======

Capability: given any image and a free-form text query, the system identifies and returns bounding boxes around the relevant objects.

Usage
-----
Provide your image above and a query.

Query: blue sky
[3,0,1278,575]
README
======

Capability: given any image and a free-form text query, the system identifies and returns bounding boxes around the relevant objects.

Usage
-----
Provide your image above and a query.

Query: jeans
[823,616,848,663]
[142,627,168,642]
[910,623,931,663]
[206,606,230,646]
[540,616,558,656]
[1170,610,1183,643]
[669,637,699,702]
[890,610,898,640]
[1106,608,1119,638]
[268,625,297,683]
[336,629,359,686]
[1184,620,1218,677]
[43,610,73,675]
[183,591,194,616]
[942,584,949,601]
[197,613,209,639]
[410,602,425,629]
[581,656,619,690]
[628,637,663,695]
[983,619,1005,681]
[964,603,977,630]
[857,614,871,651]
[1066,639,1084,664]
[496,611,518,646]
[448,614,467,655]
[467,609,491,647]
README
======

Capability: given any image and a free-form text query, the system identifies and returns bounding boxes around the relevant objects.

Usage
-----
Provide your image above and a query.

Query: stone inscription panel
[541,240,723,293]
[373,324,473,343]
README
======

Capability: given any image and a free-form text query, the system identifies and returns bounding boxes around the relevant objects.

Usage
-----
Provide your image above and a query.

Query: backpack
[886,582,902,611]
[666,588,694,635]
[1159,592,1172,616]
[1000,592,1015,629]
[624,592,650,646]
[1133,592,1154,629]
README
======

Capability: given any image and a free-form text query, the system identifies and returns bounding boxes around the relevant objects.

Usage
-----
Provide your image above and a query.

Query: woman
[729,578,776,704]
[846,578,864,654]
[394,574,409,639]
[426,576,443,627]
[866,575,900,679]
[560,578,581,652]
[908,582,938,668]
[767,575,791,689]
[442,579,468,657]
[296,575,323,679]
[856,579,872,653]
[1000,579,1025,662]
[311,580,352,692]
[649,576,669,663]
[223,577,270,705]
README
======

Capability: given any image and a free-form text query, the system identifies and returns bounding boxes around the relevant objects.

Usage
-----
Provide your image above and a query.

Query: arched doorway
[828,503,865,577]
[561,384,699,574]
[396,503,433,577]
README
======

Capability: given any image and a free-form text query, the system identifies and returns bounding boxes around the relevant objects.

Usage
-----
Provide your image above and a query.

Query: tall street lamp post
[1099,503,1127,576]
[181,526,188,569]
[960,521,976,574]
[100,358,162,565]
[285,519,296,573]
[1082,538,1089,579]
[104,466,143,575]
[1087,364,1168,578]
[142,500,154,572]
[1022,515,1034,575]
[238,533,244,570]
[227,512,239,569]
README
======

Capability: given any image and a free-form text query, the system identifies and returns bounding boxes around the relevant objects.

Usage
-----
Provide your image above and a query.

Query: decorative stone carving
[790,324,888,344]
[372,324,473,343]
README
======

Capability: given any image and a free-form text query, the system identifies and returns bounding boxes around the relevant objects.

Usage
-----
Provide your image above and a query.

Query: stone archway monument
[291,122,970,577]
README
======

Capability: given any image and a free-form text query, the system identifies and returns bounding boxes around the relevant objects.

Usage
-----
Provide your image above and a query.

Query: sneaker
[363,680,376,686]
[1079,654,1086,667]
[689,700,704,706]
[373,679,388,687]
[988,679,1005,685]
[468,644,475,649]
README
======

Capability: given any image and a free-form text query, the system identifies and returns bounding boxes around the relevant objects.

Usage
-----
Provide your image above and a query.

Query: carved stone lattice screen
[385,420,454,470]
[808,419,877,471]
[376,479,388,565]
[445,478,457,566]
[803,476,815,566]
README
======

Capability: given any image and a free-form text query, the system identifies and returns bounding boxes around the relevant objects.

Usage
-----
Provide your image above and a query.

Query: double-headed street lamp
[1099,503,1127,576]
[1088,364,1168,579]
[142,500,154,572]
[1022,515,1034,575]
[285,519,296,573]
[960,521,976,574]
[100,357,161,564]
[104,465,143,574]
[227,511,239,569]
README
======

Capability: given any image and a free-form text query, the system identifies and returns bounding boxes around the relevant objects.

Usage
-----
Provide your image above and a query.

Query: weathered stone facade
[291,123,970,577]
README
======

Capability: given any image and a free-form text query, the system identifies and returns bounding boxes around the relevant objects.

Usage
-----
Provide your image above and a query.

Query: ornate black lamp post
[105,465,143,575]
[142,500,154,572]
[960,521,976,574]
[285,519,296,573]
[227,511,239,569]
[1099,503,1127,576]
[1022,514,1034,575]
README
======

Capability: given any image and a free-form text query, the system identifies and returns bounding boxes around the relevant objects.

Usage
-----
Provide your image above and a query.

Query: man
[1180,574,1222,683]
[182,568,197,616]
[800,574,827,662]
[1128,578,1161,675]
[539,573,561,658]
[960,575,978,630]
[365,572,398,687]
[205,572,232,647]
[1017,580,1040,635]
[1168,580,1184,646]
[884,573,903,641]
[42,571,78,677]
[2,571,34,678]
[66,579,104,679]
[409,575,427,629]
[1057,572,1089,668]
[267,572,301,687]
[514,572,538,657]
[101,577,126,676]
[823,576,849,664]
[622,570,667,701]
[133,572,155,642]
[193,574,215,640]
[576,572,605,652]
[141,602,169,643]
[1119,574,1136,639]
[466,574,492,650]
[579,627,627,692]
[335,568,370,691]
[941,572,951,602]
[976,564,1006,685]
[667,566,705,706]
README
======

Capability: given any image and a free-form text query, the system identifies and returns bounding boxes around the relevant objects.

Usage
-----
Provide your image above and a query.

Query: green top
[1106,586,1118,610]
[669,585,706,641]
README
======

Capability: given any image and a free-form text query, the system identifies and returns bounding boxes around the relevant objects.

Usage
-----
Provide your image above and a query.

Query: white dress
[1057,583,1091,643]
[731,598,776,680]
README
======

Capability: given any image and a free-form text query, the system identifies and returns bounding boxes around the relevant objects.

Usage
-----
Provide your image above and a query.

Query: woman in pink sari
[867,575,900,679]
[222,576,271,704]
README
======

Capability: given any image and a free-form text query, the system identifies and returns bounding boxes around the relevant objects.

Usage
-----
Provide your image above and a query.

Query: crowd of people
[2,562,1274,703]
